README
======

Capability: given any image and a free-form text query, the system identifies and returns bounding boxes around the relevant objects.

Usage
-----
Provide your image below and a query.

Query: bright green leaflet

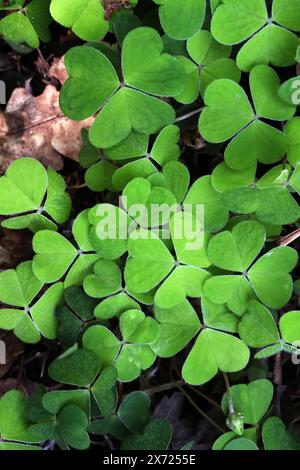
[284,118,300,166]
[32,209,100,285]
[105,125,181,191]
[0,0,51,50]
[279,311,300,344]
[222,180,300,226]
[199,66,294,169]
[50,0,108,41]
[238,301,279,348]
[204,220,298,309]
[262,417,300,450]
[0,261,63,343]
[213,428,257,451]
[152,300,201,357]
[125,214,211,309]
[221,379,274,426]
[0,390,42,443]
[182,329,250,385]
[184,30,241,98]
[154,0,206,40]
[211,0,300,71]
[183,175,229,232]
[0,158,71,232]
[60,28,186,148]
[82,310,160,382]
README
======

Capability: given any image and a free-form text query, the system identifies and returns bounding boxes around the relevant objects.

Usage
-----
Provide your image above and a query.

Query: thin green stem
[175,107,203,123]
[174,381,225,434]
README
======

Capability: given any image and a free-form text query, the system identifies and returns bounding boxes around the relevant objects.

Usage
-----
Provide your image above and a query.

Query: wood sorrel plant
[0,0,300,452]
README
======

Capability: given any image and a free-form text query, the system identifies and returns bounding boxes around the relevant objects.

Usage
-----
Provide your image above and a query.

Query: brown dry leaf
[0,332,24,379]
[0,84,94,174]
[49,56,68,85]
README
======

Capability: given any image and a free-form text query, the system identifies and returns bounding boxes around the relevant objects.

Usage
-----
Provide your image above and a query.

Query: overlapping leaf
[60,28,186,148]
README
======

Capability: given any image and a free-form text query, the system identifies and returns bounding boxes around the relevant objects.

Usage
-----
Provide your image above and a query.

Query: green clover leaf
[88,204,129,260]
[0,390,42,443]
[33,231,78,282]
[55,405,90,450]
[221,379,274,426]
[248,247,298,309]
[284,118,300,166]
[83,260,122,299]
[122,27,185,96]
[46,360,117,423]
[60,28,186,148]
[153,0,206,40]
[0,261,63,343]
[222,164,300,225]
[279,310,300,344]
[32,209,101,285]
[121,419,172,451]
[182,30,241,99]
[182,328,250,385]
[0,158,71,232]
[42,389,90,419]
[29,404,90,450]
[107,125,181,190]
[0,0,51,51]
[262,417,300,450]
[183,175,229,231]
[82,310,160,382]
[211,0,300,72]
[117,391,151,434]
[48,348,101,387]
[152,300,201,357]
[50,0,108,41]
[125,214,211,309]
[122,177,178,228]
[224,438,258,451]
[202,297,239,333]
[60,45,120,121]
[204,220,298,309]
[207,220,266,272]
[211,162,256,193]
[82,256,145,320]
[56,286,97,348]
[238,300,279,348]
[199,66,295,169]
[213,428,257,450]
[91,367,118,418]
[94,292,142,320]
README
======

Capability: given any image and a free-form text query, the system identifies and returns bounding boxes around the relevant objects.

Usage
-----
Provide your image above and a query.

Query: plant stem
[143,380,185,395]
[279,228,300,246]
[274,352,283,417]
[187,385,222,409]
[175,107,203,123]
[68,183,87,189]
[174,381,225,434]
[223,373,234,415]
